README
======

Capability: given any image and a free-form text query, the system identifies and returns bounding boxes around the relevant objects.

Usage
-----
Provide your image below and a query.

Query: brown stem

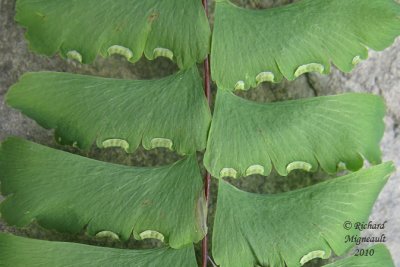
[201,1,211,267]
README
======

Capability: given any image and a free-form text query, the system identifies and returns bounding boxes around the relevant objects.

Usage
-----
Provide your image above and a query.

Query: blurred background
[0,0,399,266]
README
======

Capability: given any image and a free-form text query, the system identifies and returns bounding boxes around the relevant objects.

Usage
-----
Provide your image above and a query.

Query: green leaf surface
[204,91,385,178]
[16,0,210,68]
[6,67,211,155]
[0,138,207,249]
[0,233,197,267]
[323,244,395,267]
[212,163,395,267]
[212,0,400,90]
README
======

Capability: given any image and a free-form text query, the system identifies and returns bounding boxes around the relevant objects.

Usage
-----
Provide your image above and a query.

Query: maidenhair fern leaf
[16,0,210,68]
[204,91,385,178]
[323,244,394,267]
[6,67,211,155]
[0,233,197,267]
[212,0,400,90]
[212,163,395,267]
[0,138,207,249]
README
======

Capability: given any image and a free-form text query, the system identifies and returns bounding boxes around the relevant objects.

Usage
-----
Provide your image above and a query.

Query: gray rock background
[0,0,399,266]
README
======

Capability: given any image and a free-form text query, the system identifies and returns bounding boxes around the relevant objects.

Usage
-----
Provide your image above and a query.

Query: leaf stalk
[201,0,211,266]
